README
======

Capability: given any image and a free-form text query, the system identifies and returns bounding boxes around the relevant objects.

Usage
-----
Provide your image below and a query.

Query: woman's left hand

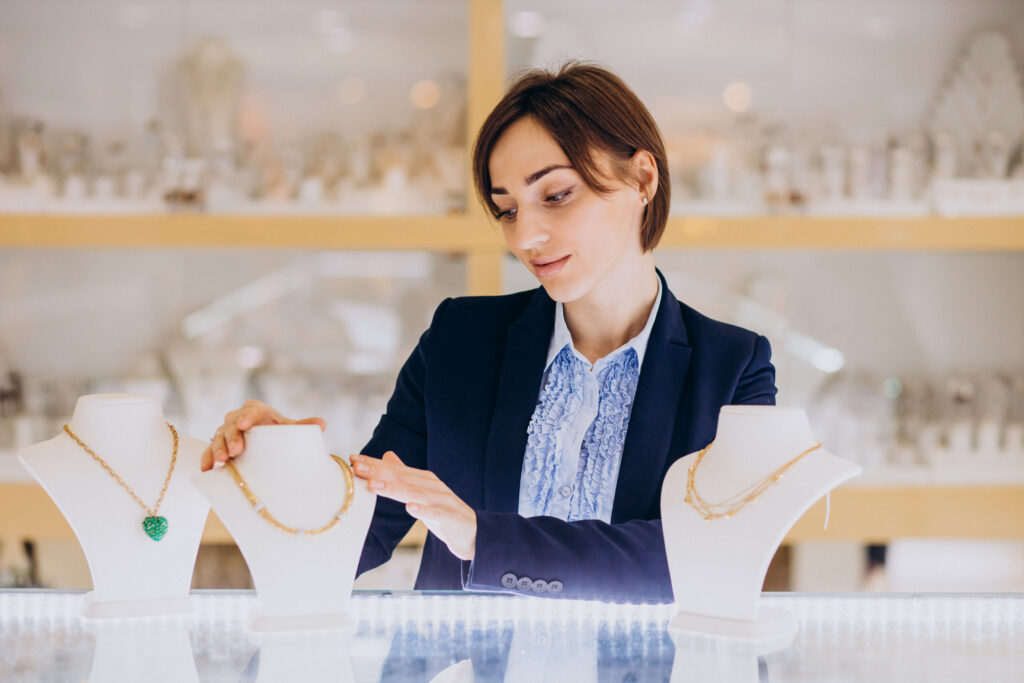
[350,452,477,561]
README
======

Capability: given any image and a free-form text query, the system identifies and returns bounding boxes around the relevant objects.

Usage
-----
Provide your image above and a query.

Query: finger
[350,453,388,480]
[363,470,417,500]
[235,400,276,430]
[368,477,451,505]
[226,403,276,455]
[212,408,242,456]
[405,501,440,522]
[350,451,404,478]
[203,422,229,470]
[351,454,440,488]
[352,451,410,475]
[367,478,422,504]
[221,422,245,458]
[295,416,327,432]
[211,431,230,463]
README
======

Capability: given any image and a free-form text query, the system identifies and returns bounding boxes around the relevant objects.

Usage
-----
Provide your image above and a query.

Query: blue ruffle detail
[522,346,585,512]
[568,349,639,521]
[521,345,639,521]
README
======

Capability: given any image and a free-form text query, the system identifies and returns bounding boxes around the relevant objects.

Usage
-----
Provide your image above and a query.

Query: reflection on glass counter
[1,590,1022,682]
[0,1,467,214]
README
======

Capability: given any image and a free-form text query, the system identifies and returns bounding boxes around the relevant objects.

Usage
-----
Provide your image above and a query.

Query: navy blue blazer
[356,270,777,602]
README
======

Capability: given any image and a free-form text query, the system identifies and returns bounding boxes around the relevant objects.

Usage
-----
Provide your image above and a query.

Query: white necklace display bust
[17,394,209,618]
[661,405,861,643]
[190,424,376,632]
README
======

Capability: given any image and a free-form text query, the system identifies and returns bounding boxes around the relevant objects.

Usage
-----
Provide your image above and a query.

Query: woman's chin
[538,276,588,304]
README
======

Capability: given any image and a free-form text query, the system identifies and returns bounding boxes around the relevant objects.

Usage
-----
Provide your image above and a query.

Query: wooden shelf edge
[785,485,1024,543]
[3,483,1023,544]
[662,215,1024,250]
[2,214,1021,250]
[0,214,507,251]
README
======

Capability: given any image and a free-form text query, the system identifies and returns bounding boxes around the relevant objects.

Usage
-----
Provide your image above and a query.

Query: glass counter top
[1,590,1021,682]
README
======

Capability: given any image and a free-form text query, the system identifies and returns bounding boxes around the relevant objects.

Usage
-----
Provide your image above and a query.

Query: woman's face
[488,116,649,304]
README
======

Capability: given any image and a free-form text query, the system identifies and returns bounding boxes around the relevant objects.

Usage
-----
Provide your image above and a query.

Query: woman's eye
[497,207,517,221]
[546,190,572,203]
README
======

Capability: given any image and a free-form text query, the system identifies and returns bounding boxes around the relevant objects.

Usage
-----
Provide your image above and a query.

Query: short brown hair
[472,62,670,251]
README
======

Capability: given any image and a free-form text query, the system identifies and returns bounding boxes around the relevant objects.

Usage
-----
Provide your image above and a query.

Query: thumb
[294,416,327,432]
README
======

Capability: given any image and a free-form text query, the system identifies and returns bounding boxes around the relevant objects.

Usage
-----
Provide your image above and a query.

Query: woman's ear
[632,149,659,203]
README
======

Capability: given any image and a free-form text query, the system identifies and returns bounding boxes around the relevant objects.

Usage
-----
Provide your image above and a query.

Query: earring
[641,196,649,206]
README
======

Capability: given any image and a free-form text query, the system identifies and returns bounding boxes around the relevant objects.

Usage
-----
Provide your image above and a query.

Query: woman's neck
[563,253,659,364]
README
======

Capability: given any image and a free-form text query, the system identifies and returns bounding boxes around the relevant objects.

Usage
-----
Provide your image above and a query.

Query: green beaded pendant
[142,515,168,541]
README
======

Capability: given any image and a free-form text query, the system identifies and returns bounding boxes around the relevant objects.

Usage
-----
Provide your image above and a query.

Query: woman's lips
[533,255,570,278]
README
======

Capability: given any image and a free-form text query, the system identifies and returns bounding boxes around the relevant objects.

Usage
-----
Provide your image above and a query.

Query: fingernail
[355,463,369,474]
[370,480,385,490]
[407,503,419,513]
[213,460,224,469]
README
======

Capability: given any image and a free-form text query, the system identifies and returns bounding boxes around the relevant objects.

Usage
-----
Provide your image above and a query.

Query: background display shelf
[2,0,1022,301]
[2,478,1023,545]
[2,0,1023,593]
[2,215,1023,259]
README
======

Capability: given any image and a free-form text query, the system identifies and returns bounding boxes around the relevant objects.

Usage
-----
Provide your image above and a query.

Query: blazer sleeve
[461,331,779,602]
[463,512,674,602]
[732,334,777,406]
[356,298,452,576]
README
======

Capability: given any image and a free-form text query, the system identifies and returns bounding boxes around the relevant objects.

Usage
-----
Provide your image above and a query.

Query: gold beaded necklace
[685,440,822,521]
[224,455,355,537]
[62,423,178,541]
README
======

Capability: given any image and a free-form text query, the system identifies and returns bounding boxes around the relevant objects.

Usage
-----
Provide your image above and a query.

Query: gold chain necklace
[685,440,822,521]
[224,455,355,537]
[62,423,178,541]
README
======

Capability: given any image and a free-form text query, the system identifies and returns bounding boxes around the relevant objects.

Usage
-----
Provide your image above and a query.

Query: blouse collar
[544,275,663,372]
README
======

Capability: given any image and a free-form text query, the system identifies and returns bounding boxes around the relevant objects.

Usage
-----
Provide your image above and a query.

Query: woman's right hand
[200,399,327,471]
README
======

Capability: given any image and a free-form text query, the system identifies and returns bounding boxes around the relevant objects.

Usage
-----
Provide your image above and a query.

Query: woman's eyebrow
[491,164,573,194]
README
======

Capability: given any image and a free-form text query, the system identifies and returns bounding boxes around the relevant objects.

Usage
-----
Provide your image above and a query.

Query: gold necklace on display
[62,423,178,541]
[685,440,822,521]
[224,455,355,537]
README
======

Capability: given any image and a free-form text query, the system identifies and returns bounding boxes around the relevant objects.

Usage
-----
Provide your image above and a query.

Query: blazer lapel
[482,287,554,513]
[611,271,692,523]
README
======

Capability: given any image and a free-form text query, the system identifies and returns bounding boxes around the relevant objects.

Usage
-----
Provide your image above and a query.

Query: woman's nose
[510,209,549,251]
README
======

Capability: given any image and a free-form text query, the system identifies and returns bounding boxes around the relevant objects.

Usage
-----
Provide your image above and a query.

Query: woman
[202,63,776,602]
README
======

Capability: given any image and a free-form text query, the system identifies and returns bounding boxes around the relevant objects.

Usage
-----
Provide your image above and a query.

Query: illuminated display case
[1,590,1022,681]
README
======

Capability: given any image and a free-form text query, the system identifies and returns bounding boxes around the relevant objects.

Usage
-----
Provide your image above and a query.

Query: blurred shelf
[1,214,1021,251]
[2,481,1022,545]
[785,484,1024,543]
[0,214,505,251]
[850,463,1024,487]
[660,215,1024,251]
